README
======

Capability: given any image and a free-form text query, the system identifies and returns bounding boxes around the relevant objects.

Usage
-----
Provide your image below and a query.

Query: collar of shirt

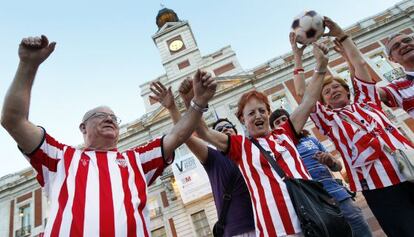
[405,70,414,80]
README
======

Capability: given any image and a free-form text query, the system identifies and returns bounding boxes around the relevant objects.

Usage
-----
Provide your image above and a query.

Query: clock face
[169,39,184,52]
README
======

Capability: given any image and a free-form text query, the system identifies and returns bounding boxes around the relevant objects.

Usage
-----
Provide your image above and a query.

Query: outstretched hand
[192,70,216,107]
[333,39,346,57]
[290,32,307,58]
[323,17,346,38]
[19,35,56,66]
[149,81,175,110]
[178,77,194,108]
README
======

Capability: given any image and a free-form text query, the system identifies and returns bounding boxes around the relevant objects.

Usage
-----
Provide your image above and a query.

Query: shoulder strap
[216,165,239,228]
[340,113,396,153]
[339,113,366,132]
[249,138,286,179]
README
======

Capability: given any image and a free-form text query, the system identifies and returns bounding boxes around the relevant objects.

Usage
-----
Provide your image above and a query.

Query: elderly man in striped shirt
[1,35,216,237]
[377,33,414,117]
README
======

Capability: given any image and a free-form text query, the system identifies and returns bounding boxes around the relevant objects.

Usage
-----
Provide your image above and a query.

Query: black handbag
[212,166,238,237]
[250,138,353,237]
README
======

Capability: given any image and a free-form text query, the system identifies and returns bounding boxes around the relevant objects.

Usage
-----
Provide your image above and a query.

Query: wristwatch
[190,100,209,113]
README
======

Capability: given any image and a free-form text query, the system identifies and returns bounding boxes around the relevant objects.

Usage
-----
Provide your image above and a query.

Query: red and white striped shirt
[381,72,414,118]
[228,121,310,237]
[23,129,171,237]
[311,77,413,192]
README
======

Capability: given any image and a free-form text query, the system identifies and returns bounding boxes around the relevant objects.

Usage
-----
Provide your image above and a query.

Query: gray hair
[81,105,113,123]
[385,32,406,55]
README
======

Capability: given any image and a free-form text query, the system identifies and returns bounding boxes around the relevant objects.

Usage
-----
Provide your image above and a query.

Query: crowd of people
[1,15,414,237]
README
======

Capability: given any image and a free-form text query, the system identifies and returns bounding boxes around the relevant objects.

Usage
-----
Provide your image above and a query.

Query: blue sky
[0,0,403,177]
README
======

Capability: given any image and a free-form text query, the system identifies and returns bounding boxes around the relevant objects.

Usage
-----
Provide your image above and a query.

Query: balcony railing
[383,67,406,82]
[15,225,31,237]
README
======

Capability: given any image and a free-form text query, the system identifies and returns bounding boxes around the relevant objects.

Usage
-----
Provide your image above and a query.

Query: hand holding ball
[291,10,325,45]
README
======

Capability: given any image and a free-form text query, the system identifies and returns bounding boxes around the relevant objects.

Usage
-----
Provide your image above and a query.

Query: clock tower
[140,8,244,112]
[152,8,202,82]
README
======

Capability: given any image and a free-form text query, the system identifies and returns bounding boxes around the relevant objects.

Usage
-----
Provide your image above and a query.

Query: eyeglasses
[215,123,235,132]
[83,112,121,125]
[389,36,413,56]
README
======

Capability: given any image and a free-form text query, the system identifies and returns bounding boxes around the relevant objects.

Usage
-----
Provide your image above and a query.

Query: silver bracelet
[314,68,327,75]
[190,100,208,113]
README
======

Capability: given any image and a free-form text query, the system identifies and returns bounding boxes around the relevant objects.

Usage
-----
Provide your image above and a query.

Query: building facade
[1,1,414,236]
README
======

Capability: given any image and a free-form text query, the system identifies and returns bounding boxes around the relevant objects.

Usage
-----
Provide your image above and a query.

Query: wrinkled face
[214,121,237,136]
[272,115,288,129]
[388,34,414,66]
[321,80,350,109]
[240,98,270,138]
[81,107,120,143]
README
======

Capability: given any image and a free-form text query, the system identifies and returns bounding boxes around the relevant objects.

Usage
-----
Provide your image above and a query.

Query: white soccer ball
[291,10,325,45]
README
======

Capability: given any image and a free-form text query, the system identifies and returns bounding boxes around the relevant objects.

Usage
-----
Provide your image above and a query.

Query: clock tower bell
[152,8,202,81]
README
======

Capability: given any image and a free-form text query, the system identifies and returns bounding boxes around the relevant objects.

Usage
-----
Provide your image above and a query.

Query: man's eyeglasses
[83,112,121,125]
[215,123,235,132]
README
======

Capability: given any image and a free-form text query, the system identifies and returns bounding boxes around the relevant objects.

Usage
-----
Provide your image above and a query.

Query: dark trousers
[362,182,414,237]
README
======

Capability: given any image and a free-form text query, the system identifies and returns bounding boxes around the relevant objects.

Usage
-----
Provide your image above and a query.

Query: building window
[151,227,167,237]
[336,67,351,82]
[148,197,162,219]
[191,210,212,237]
[178,60,190,70]
[16,204,31,237]
[369,52,404,82]
[213,62,235,76]
[370,53,393,75]
[270,94,292,113]
[335,67,354,95]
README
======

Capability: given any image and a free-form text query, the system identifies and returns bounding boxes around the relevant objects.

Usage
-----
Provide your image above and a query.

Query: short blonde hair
[321,76,350,103]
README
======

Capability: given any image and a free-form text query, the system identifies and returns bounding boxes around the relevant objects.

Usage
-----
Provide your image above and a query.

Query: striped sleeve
[310,102,334,137]
[227,135,243,164]
[134,136,174,185]
[353,76,382,105]
[20,128,65,187]
[380,84,403,108]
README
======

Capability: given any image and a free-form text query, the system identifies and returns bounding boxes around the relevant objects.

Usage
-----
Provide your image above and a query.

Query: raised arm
[179,78,229,152]
[162,70,217,159]
[332,35,391,104]
[324,17,371,83]
[290,43,329,134]
[149,81,209,164]
[290,32,307,99]
[333,39,356,80]
[1,35,56,153]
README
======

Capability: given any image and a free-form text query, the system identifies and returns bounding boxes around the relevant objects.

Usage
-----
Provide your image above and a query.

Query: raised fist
[19,35,56,66]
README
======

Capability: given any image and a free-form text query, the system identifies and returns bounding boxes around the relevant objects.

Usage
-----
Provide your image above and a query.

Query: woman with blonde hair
[293,17,414,237]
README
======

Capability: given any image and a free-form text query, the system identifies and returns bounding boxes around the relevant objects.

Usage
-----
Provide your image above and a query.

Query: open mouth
[332,93,341,100]
[255,120,265,128]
